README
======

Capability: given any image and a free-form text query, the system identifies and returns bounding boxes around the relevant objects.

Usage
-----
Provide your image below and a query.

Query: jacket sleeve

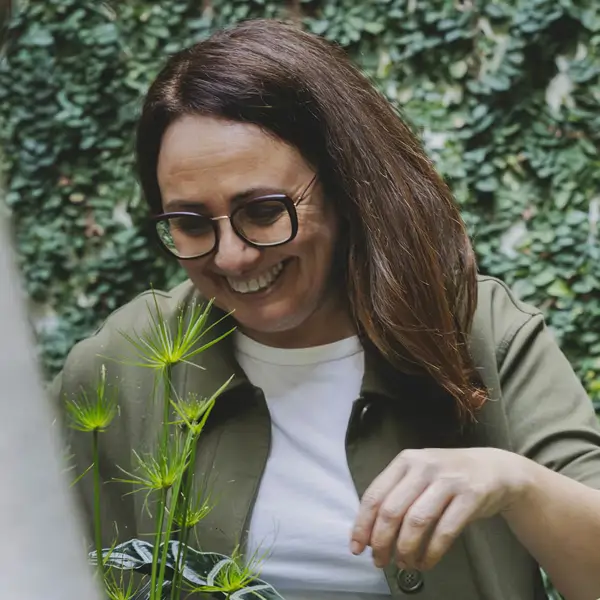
[494,287,600,489]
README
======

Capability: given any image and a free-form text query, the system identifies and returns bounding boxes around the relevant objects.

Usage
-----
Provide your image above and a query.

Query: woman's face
[157,115,353,347]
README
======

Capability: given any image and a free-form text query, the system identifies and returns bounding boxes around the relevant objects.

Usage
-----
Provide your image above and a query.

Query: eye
[170,215,213,236]
[241,199,288,225]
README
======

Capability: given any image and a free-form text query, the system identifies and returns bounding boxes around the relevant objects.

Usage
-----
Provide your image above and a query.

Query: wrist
[498,450,540,515]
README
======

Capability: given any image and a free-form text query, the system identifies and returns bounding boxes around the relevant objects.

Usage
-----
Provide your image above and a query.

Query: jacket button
[359,403,371,422]
[396,569,424,594]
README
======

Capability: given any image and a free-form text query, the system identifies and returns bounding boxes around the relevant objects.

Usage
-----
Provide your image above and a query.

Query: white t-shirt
[235,332,390,599]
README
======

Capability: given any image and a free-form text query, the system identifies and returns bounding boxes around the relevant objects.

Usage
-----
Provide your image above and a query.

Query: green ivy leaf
[547,279,574,298]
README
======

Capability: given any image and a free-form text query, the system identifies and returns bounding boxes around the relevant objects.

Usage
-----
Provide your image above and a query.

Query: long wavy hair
[136,19,485,419]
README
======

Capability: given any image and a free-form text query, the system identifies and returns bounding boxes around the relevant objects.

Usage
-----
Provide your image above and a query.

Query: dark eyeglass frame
[151,174,318,260]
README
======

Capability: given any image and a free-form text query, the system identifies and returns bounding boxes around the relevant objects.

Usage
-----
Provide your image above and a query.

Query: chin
[235,302,313,334]
[200,278,315,336]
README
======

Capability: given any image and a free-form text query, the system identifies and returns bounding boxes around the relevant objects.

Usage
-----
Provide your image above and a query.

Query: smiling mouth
[226,260,287,294]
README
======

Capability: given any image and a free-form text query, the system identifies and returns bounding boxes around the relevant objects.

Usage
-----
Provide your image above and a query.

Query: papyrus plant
[66,294,281,600]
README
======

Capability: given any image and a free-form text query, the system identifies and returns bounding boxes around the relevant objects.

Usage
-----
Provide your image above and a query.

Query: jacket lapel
[177,306,270,557]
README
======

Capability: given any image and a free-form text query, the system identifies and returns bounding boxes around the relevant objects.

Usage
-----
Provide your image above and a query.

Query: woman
[55,19,600,600]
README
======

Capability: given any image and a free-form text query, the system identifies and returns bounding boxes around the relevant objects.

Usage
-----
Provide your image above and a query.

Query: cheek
[305,215,339,259]
[295,224,339,282]
[179,259,218,291]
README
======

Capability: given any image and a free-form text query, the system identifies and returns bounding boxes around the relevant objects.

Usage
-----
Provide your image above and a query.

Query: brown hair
[136,19,485,419]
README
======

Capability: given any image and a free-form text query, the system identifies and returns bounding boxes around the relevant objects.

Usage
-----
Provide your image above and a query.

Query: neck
[239,302,357,349]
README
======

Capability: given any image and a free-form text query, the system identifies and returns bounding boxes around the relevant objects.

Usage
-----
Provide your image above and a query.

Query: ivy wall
[1,0,600,413]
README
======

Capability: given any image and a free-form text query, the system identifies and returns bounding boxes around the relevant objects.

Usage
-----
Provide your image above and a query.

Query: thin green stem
[170,437,198,599]
[148,366,174,600]
[91,430,104,582]
[175,502,195,598]
[150,488,168,600]
[156,429,195,598]
[161,367,172,448]
[170,492,189,598]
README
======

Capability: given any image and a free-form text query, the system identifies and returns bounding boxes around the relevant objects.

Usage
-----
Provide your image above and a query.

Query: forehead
[157,115,306,201]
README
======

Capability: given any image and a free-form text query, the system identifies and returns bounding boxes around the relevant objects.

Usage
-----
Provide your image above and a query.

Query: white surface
[236,332,390,598]
[0,213,102,599]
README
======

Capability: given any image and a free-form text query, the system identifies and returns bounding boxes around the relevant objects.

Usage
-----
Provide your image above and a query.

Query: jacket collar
[180,301,399,405]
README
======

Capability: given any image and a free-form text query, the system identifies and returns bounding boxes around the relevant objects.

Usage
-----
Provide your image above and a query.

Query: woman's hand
[350,447,533,571]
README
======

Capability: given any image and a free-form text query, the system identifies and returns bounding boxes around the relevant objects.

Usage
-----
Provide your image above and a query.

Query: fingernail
[351,541,362,555]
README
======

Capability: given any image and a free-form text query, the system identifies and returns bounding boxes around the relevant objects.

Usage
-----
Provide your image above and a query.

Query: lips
[226,261,285,294]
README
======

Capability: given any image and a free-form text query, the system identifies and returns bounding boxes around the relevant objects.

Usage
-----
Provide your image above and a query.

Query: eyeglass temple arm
[294,173,318,207]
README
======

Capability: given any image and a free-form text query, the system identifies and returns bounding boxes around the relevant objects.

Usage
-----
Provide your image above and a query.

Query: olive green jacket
[52,276,600,599]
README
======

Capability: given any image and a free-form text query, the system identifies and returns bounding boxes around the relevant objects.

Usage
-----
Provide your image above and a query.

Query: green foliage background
[1,0,600,413]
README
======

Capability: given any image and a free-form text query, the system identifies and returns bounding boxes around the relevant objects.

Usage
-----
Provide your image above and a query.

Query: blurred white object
[0,212,102,599]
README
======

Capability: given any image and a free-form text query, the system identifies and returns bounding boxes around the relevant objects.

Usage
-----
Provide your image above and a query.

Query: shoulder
[93,279,197,339]
[58,279,198,388]
[471,275,543,367]
[83,279,195,343]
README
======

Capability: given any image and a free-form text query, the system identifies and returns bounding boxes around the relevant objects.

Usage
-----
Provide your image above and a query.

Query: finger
[351,455,409,555]
[417,493,478,570]
[395,482,454,570]
[369,472,430,568]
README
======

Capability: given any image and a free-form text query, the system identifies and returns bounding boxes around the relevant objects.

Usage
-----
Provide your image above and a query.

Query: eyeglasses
[152,174,317,260]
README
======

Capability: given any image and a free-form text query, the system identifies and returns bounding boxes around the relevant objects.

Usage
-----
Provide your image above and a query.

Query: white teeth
[227,261,285,294]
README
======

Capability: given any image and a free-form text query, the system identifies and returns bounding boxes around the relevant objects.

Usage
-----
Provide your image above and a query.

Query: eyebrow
[163,186,287,213]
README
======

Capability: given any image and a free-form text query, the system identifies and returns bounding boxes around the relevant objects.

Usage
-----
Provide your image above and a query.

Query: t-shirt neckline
[234,331,363,367]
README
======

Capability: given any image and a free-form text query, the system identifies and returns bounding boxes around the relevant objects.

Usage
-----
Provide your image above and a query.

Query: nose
[212,220,261,275]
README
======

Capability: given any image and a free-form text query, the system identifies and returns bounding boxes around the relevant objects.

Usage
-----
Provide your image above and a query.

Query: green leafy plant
[95,540,283,600]
[104,567,144,600]
[118,293,233,372]
[67,294,278,600]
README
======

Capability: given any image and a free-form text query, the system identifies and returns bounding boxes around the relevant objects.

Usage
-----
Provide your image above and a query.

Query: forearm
[503,456,600,600]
